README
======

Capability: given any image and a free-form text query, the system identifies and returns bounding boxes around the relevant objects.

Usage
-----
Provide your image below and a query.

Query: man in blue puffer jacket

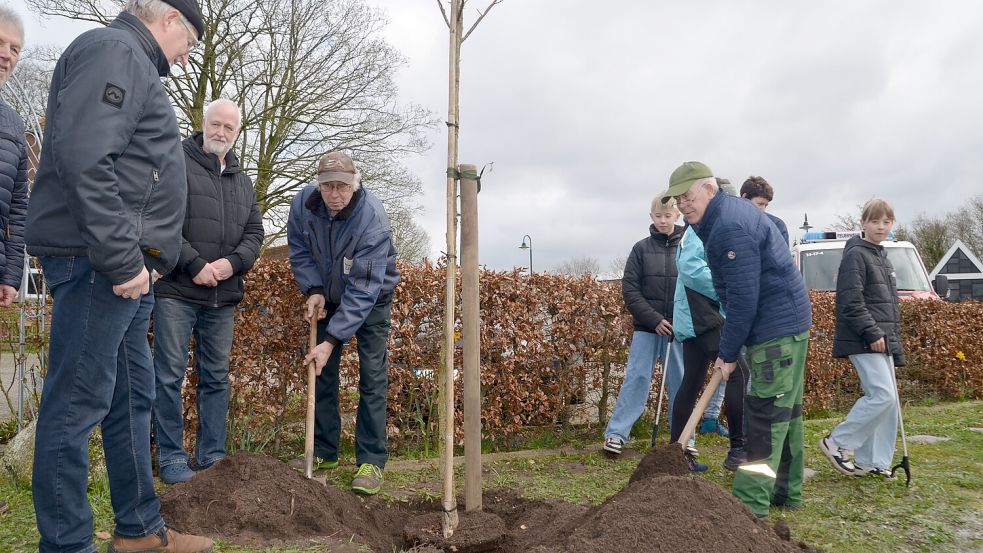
[288,150,399,496]
[664,161,812,519]
[0,7,27,308]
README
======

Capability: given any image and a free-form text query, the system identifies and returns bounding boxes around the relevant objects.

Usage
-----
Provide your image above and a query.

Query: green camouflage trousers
[733,331,809,516]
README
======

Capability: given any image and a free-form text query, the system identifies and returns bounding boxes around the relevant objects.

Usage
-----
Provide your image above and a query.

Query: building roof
[929,240,983,280]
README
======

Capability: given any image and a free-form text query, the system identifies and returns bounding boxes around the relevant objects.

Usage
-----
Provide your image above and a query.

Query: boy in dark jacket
[819,199,904,478]
[602,193,684,455]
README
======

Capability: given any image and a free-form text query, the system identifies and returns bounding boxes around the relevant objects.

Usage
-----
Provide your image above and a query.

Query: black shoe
[723,448,747,471]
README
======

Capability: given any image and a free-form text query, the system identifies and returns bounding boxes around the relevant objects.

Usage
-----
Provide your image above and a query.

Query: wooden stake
[677,370,723,449]
[459,164,481,511]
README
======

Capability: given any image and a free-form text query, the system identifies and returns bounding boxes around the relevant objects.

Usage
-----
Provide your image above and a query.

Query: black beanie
[163,0,205,38]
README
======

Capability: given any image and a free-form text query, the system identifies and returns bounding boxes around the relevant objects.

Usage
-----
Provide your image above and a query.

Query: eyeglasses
[177,17,200,53]
[319,182,353,194]
[676,185,703,206]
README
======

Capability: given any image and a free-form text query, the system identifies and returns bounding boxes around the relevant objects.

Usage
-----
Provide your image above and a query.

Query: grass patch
[1,401,980,552]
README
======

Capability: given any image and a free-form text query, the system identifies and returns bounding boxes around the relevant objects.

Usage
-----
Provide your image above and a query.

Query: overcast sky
[10,1,983,275]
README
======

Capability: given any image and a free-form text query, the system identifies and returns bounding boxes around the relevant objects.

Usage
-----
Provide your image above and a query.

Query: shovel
[676,369,724,449]
[651,340,673,445]
[303,317,317,479]
[887,355,911,486]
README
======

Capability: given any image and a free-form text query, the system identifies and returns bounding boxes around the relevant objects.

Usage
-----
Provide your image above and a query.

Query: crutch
[887,354,911,486]
[651,340,673,445]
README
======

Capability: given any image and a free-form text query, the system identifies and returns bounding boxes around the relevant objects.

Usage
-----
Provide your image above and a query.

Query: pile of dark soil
[628,443,691,483]
[160,452,820,553]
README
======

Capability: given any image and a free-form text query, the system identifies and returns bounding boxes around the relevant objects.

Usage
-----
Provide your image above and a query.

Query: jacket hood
[111,12,171,77]
[649,223,685,246]
[843,234,882,255]
[183,132,242,175]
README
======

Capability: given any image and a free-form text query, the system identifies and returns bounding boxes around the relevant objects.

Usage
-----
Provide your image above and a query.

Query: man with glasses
[663,161,812,520]
[25,0,213,551]
[286,151,400,496]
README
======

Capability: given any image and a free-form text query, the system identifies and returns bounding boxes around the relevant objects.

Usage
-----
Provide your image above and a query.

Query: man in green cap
[664,161,813,519]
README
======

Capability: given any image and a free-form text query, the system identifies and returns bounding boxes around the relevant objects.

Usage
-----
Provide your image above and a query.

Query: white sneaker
[602,436,624,455]
[819,434,856,476]
[853,465,897,479]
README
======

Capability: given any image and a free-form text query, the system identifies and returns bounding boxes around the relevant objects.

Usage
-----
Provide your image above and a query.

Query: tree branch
[436,0,451,29]
[462,0,502,42]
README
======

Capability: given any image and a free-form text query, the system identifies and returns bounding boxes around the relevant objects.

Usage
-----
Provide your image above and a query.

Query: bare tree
[895,215,951,270]
[26,0,435,244]
[829,205,864,231]
[554,256,600,277]
[1,47,59,125]
[389,208,432,264]
[606,254,627,279]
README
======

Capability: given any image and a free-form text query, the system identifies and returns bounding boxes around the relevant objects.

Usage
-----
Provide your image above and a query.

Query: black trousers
[314,292,393,468]
[669,328,748,451]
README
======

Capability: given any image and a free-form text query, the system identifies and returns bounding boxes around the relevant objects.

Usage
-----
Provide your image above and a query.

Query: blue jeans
[32,257,164,553]
[314,293,392,468]
[703,380,727,419]
[830,353,899,469]
[604,331,683,442]
[152,297,235,469]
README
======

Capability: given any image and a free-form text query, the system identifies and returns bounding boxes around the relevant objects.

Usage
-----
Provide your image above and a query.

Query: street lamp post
[518,235,533,274]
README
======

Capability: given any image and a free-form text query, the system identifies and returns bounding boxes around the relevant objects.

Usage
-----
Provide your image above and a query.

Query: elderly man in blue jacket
[288,151,399,495]
[664,161,812,519]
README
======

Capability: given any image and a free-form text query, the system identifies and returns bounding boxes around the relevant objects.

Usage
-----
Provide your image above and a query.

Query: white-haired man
[152,98,264,484]
[25,0,214,551]
[287,151,399,495]
[0,6,27,309]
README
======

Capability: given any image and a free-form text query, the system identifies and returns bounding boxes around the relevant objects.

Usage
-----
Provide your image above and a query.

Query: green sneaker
[287,456,339,472]
[351,463,383,495]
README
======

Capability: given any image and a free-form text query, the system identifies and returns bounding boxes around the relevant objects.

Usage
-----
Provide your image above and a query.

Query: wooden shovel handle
[304,318,317,478]
[676,369,724,449]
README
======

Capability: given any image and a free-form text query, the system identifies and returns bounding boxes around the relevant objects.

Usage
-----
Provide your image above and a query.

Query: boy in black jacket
[819,199,905,478]
[602,193,685,455]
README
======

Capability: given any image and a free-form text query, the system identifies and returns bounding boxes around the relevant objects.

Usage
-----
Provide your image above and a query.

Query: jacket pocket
[350,258,372,290]
[39,256,75,289]
[748,339,794,399]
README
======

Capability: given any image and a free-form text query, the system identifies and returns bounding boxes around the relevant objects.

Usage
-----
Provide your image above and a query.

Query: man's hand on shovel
[305,341,334,376]
[714,357,736,380]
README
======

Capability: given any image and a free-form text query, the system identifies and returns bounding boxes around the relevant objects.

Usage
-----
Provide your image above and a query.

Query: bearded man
[151,98,264,484]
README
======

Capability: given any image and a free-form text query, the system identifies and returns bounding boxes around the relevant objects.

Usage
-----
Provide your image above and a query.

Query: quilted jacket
[622,224,684,332]
[694,190,812,362]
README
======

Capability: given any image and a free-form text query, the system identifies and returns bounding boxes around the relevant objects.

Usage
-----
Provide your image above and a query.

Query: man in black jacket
[25,1,213,552]
[152,98,264,484]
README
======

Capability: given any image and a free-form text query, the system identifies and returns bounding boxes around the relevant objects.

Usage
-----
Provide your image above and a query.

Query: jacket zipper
[214,169,226,307]
[137,168,160,236]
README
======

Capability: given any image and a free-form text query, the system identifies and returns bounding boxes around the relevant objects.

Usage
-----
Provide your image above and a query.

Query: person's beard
[203,136,231,158]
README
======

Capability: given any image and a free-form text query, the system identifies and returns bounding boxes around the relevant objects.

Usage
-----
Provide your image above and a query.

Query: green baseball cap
[663,161,714,202]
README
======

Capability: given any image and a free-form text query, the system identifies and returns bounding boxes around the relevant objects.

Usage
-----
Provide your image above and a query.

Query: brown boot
[108,526,213,553]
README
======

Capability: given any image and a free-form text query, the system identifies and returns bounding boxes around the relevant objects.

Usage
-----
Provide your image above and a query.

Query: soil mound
[628,444,691,483]
[159,453,820,553]
[159,453,398,551]
[525,475,818,553]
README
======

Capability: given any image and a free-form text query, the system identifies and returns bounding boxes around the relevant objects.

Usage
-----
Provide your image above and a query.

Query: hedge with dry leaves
[180,259,982,452]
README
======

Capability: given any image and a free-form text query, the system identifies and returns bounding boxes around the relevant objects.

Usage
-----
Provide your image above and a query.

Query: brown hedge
[173,259,982,452]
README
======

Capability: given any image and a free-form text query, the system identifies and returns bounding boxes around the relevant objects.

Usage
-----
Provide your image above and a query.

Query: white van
[792,231,946,300]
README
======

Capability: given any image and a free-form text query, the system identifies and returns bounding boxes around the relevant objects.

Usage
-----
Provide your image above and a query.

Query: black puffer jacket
[622,224,685,332]
[832,236,905,366]
[0,99,27,289]
[154,133,264,307]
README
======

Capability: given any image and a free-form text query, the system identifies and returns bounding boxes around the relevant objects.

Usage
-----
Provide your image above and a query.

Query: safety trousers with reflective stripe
[733,331,809,516]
